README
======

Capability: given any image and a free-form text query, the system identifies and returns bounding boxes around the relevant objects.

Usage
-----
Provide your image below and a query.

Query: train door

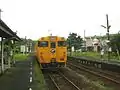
[50,42,56,63]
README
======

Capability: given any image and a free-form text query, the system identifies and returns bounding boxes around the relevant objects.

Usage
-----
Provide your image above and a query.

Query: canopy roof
[0,19,21,41]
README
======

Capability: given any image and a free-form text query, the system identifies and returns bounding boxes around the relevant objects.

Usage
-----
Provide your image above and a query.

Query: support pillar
[8,41,11,68]
[1,37,4,73]
[13,40,16,66]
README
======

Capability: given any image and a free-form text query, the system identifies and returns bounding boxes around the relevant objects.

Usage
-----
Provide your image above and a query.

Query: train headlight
[60,58,64,61]
[40,52,43,55]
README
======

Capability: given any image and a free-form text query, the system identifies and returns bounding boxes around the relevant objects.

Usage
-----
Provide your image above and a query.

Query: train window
[58,41,66,47]
[38,41,48,47]
[51,42,56,48]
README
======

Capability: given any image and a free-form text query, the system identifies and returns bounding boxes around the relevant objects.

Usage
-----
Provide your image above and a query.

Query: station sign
[50,36,56,41]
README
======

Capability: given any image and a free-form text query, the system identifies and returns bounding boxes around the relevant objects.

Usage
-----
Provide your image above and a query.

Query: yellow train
[35,36,67,69]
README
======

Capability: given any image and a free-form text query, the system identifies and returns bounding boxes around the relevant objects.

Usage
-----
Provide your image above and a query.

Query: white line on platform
[30,71,32,75]
[29,88,32,90]
[30,77,32,83]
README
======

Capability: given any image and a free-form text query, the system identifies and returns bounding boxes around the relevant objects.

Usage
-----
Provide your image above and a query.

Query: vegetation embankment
[13,53,29,61]
[32,59,48,90]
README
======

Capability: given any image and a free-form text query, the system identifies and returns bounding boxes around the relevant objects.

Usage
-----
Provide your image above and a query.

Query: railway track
[67,61,120,85]
[48,71,81,90]
[75,62,120,80]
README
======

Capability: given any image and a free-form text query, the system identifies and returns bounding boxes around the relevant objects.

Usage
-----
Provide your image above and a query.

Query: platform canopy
[0,19,21,41]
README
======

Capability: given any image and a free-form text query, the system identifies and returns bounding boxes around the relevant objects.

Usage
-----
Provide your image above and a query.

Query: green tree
[67,33,83,50]
[110,33,120,55]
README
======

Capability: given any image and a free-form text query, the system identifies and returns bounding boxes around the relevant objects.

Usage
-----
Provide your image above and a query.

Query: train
[35,36,67,69]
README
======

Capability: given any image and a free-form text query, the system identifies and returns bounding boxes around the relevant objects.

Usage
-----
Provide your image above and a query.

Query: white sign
[71,46,74,52]
[109,47,112,52]
[20,45,25,53]
[101,49,104,55]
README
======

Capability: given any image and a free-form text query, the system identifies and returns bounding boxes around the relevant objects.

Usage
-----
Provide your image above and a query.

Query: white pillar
[8,42,11,68]
[13,40,16,65]
[1,37,4,73]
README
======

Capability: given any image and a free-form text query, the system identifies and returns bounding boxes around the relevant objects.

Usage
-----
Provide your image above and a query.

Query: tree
[67,33,83,50]
[110,33,120,55]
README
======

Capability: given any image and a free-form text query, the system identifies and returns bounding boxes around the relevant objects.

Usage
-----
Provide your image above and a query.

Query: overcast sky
[0,0,120,40]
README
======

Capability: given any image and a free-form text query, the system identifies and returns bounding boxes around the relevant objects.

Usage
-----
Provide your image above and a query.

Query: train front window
[51,42,56,48]
[58,41,66,47]
[38,41,48,47]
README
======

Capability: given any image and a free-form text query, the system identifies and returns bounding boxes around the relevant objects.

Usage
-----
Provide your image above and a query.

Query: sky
[0,0,120,40]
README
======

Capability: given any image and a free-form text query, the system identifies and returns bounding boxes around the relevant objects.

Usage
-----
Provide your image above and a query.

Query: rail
[48,71,81,90]
[68,62,120,85]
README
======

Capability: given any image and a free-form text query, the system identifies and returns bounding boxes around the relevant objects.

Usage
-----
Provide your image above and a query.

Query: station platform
[68,56,120,73]
[69,56,120,66]
[0,58,33,90]
[0,65,10,74]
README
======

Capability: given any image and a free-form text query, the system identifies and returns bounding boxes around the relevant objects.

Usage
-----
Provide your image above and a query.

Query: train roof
[38,36,66,41]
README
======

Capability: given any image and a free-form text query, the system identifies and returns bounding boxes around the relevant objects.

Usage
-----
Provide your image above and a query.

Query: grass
[32,59,48,90]
[13,53,29,61]
[69,51,101,59]
[75,52,100,58]
[69,51,120,61]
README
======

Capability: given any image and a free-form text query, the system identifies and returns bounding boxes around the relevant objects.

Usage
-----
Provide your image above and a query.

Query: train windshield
[51,42,56,48]
[58,41,66,47]
[38,41,48,47]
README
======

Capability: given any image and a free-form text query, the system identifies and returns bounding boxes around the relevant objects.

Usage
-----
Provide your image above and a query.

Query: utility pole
[106,14,111,41]
[0,9,3,20]
[48,30,52,36]
[84,30,86,51]
[101,14,111,61]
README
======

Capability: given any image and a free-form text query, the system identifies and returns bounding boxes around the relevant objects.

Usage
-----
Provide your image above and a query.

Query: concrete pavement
[0,57,33,90]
